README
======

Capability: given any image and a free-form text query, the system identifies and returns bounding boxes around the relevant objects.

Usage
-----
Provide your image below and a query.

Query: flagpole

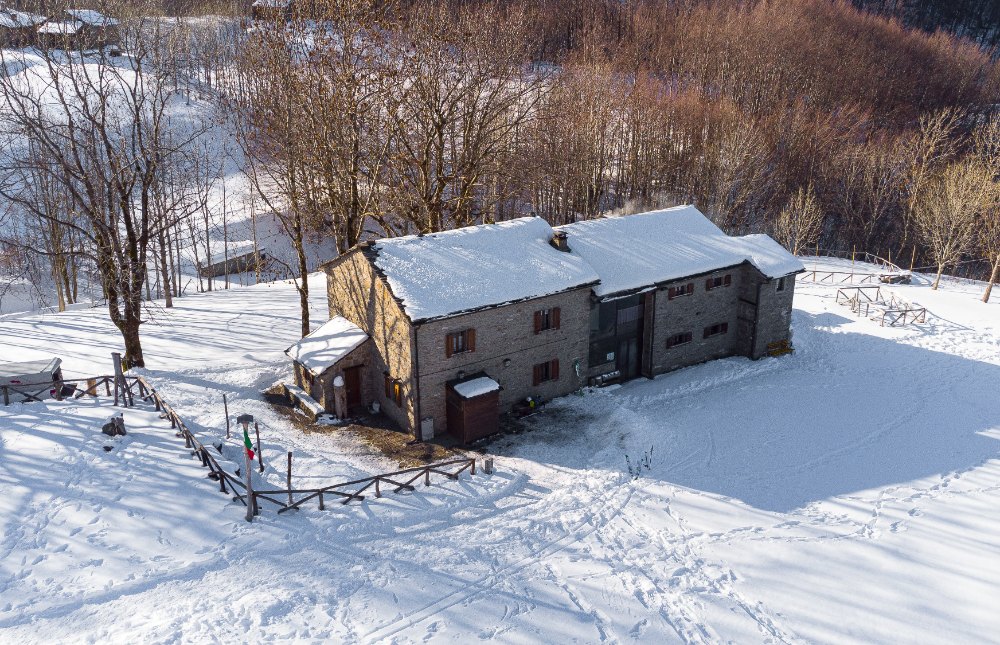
[245,449,254,523]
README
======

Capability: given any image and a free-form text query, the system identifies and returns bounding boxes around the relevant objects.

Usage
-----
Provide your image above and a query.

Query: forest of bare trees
[1,0,999,364]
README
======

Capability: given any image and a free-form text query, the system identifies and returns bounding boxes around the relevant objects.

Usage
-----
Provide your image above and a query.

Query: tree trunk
[933,263,944,290]
[983,252,1000,303]
[158,227,173,308]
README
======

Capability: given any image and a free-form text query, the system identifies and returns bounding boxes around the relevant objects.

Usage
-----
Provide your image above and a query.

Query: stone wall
[324,250,416,432]
[414,287,593,437]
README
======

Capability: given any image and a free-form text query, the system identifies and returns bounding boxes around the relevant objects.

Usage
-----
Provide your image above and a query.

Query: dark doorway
[343,366,364,414]
[617,337,640,380]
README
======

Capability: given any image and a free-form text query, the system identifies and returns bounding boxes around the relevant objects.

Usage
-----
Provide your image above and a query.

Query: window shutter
[533,364,541,386]
[551,359,560,380]
[724,274,732,286]
[687,283,694,295]
[703,327,710,339]
[384,374,391,398]
[705,278,713,290]
[552,307,561,329]
[467,328,476,352]
[668,287,675,299]
[445,333,453,358]
[722,322,729,334]
[534,310,542,334]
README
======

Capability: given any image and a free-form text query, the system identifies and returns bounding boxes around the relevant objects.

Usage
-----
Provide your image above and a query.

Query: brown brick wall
[414,287,592,437]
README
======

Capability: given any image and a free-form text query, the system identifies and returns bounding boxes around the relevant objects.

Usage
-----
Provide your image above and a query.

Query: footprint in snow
[909,508,924,517]
[890,522,907,533]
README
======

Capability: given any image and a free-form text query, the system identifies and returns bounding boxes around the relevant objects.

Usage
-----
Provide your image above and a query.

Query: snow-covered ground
[0,260,998,643]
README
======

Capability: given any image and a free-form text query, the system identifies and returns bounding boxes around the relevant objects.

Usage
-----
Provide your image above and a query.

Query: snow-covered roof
[556,206,804,297]
[284,316,368,376]
[252,0,291,6]
[371,217,600,322]
[65,9,118,27]
[452,376,500,399]
[37,21,81,35]
[0,357,61,379]
[0,9,45,28]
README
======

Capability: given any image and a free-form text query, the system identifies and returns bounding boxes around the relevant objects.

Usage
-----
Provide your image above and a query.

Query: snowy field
[0,260,998,643]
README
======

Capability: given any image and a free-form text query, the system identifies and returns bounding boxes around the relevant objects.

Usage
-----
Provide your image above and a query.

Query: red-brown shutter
[552,307,561,329]
[668,287,675,299]
[687,283,694,295]
[467,328,476,352]
[445,333,453,358]
[534,310,542,334]
[532,364,541,386]
[722,322,729,334]
[550,358,560,380]
[705,278,713,290]
[724,274,732,286]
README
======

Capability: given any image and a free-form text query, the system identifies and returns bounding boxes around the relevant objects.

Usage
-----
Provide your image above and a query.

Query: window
[666,332,693,349]
[668,283,694,300]
[383,374,403,406]
[445,329,476,357]
[534,307,561,333]
[776,276,787,292]
[705,274,732,291]
[703,322,729,339]
[532,359,560,386]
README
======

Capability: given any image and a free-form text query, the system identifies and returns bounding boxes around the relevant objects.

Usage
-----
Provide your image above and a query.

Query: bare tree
[773,184,824,255]
[973,116,1000,302]
[914,159,995,290]
[0,2,210,366]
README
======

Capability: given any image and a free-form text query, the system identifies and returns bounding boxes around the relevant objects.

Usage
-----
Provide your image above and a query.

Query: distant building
[197,249,270,280]
[37,8,118,50]
[0,7,45,47]
[309,206,804,443]
[251,0,291,22]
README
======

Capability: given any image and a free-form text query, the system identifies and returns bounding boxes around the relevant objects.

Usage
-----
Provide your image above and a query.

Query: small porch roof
[284,316,368,377]
[451,375,501,399]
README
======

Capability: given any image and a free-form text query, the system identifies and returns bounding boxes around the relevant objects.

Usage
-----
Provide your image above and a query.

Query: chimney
[551,231,570,252]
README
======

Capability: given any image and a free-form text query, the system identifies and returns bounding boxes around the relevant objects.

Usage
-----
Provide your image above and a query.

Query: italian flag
[243,427,255,460]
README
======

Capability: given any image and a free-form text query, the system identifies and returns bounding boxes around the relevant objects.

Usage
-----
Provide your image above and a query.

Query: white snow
[557,206,805,297]
[36,21,81,35]
[452,376,501,398]
[0,260,998,643]
[284,315,367,377]
[0,9,44,28]
[372,217,600,322]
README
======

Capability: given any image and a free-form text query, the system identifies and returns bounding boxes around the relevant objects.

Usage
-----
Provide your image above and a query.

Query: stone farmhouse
[0,7,44,47]
[287,206,803,444]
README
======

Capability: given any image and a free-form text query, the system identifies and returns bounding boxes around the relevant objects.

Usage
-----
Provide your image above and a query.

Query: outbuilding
[284,316,370,419]
[0,358,64,404]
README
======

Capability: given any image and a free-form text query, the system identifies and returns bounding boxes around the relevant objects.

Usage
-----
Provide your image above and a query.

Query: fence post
[223,394,230,439]
[425,469,431,487]
[2,386,8,407]
[375,477,381,498]
[286,452,293,506]
[219,471,228,494]
[255,422,264,473]
[244,449,254,522]
[318,492,325,511]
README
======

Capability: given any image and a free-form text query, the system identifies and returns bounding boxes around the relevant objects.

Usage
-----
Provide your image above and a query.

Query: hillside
[0,261,997,642]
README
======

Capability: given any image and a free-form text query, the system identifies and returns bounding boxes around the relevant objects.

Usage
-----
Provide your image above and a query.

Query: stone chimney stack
[551,231,570,252]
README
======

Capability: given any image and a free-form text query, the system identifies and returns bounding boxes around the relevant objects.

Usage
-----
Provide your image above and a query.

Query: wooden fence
[1,375,115,406]
[5,373,481,519]
[130,376,478,521]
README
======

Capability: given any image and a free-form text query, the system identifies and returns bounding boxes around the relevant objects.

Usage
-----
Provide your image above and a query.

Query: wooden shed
[0,358,64,404]
[445,374,501,445]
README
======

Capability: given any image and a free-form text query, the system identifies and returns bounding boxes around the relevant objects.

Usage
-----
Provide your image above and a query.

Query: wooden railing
[272,458,477,514]
[1,375,114,406]
[881,306,927,327]
[131,376,478,521]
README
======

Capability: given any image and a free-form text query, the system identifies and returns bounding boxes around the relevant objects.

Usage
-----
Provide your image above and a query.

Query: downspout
[750,282,763,359]
[413,323,422,441]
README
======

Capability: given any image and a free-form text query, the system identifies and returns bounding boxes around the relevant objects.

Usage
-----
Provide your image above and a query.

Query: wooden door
[343,366,363,414]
